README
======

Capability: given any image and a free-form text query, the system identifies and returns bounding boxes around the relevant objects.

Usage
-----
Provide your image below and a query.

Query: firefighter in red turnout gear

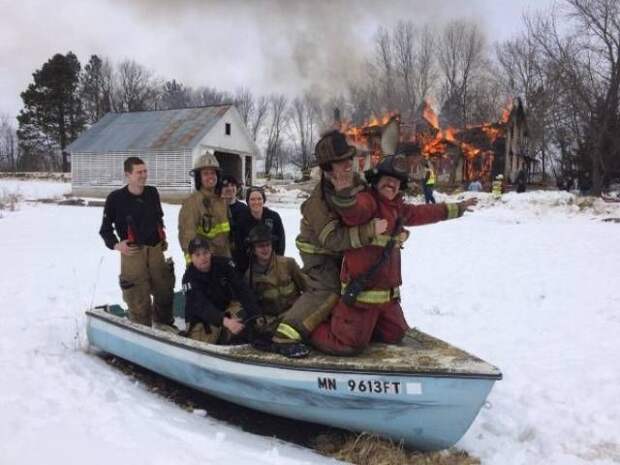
[310,155,477,355]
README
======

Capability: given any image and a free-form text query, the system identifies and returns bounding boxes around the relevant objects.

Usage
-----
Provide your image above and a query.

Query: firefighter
[178,150,231,262]
[423,159,436,204]
[310,154,477,355]
[246,224,307,317]
[270,130,388,352]
[182,236,261,344]
[492,174,504,199]
[99,157,175,331]
[244,224,310,357]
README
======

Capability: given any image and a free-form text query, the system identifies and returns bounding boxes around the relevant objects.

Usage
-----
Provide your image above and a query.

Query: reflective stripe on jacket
[178,188,231,257]
[425,167,436,185]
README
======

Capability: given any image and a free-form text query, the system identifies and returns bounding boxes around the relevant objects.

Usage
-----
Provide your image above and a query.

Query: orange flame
[337,103,508,182]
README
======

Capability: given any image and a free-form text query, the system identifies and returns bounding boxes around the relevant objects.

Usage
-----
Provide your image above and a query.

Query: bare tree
[264,94,289,176]
[0,114,18,171]
[234,87,254,128]
[189,86,232,107]
[290,92,321,175]
[370,26,397,112]
[496,31,553,180]
[527,0,620,194]
[414,25,438,105]
[116,60,160,112]
[438,20,486,126]
[250,95,269,142]
[393,21,417,119]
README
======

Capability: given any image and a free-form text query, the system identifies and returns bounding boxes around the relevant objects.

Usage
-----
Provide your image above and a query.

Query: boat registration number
[317,377,403,395]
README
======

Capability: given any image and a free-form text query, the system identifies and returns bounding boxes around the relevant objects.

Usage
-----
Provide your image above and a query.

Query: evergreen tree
[17,52,86,172]
[80,54,107,123]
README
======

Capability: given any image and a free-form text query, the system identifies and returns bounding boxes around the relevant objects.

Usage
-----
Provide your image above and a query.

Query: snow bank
[0,178,70,202]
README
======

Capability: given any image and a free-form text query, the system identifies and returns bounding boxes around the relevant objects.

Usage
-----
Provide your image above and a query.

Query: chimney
[333,108,341,127]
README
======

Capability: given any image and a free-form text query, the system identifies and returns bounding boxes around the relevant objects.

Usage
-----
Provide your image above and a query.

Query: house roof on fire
[67,104,236,153]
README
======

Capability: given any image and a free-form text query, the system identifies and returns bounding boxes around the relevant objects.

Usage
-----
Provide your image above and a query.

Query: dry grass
[103,356,482,465]
[0,190,21,215]
[313,432,480,465]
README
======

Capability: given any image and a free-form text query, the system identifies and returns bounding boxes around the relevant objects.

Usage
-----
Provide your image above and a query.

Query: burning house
[338,97,529,187]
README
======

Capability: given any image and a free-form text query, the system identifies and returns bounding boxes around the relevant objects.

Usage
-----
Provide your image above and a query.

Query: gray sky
[0,0,551,122]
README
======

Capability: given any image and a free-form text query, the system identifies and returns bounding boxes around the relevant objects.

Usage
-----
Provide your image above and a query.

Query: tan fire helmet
[315,130,357,166]
[192,150,220,173]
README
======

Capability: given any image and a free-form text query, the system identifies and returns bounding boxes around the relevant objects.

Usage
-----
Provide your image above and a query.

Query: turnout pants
[187,301,243,345]
[310,299,409,356]
[119,242,174,326]
[273,259,342,343]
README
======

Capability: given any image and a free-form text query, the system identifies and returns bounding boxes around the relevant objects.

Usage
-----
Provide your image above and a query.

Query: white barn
[67,104,257,200]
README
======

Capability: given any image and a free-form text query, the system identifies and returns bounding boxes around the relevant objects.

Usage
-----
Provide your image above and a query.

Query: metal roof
[67,105,232,152]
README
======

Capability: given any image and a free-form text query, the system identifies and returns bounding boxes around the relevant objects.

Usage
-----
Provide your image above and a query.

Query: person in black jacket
[182,236,261,344]
[515,169,527,193]
[219,174,250,269]
[235,186,285,274]
[99,157,175,330]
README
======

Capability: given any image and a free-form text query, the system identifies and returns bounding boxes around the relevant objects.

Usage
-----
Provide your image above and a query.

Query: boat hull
[87,310,499,451]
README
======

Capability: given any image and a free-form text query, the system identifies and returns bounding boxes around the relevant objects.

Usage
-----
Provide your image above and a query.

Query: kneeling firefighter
[245,224,310,357]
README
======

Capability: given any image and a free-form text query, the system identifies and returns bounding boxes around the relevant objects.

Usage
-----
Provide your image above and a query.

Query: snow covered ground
[1,179,619,465]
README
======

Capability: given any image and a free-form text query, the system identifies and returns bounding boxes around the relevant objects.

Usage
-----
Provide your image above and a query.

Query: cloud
[0,0,547,120]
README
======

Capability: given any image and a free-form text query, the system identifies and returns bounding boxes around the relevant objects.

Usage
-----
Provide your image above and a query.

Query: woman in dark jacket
[235,186,285,273]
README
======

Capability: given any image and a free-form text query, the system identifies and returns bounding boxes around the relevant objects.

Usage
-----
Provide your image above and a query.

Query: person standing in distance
[99,157,176,331]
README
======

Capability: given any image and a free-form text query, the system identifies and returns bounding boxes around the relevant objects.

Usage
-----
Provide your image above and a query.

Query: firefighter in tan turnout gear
[245,224,311,357]
[99,157,176,331]
[178,151,231,261]
[246,224,308,317]
[270,130,388,353]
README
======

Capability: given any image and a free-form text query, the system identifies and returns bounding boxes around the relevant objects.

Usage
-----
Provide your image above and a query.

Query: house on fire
[346,98,529,187]
[67,104,257,200]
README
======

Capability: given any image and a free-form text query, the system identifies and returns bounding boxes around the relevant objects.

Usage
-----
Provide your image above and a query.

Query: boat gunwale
[86,309,503,381]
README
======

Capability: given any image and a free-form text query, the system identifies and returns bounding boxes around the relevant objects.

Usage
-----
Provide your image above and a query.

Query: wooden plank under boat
[86,301,501,451]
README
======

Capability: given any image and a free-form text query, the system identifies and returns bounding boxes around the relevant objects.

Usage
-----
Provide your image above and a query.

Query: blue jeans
[423,184,436,204]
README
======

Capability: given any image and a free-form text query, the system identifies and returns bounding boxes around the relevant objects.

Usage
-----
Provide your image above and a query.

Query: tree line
[1,0,618,194]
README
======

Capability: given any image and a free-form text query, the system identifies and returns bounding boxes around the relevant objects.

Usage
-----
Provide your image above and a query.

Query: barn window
[225,123,231,135]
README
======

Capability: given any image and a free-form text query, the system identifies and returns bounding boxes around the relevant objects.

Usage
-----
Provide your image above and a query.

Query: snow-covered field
[1,179,619,465]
